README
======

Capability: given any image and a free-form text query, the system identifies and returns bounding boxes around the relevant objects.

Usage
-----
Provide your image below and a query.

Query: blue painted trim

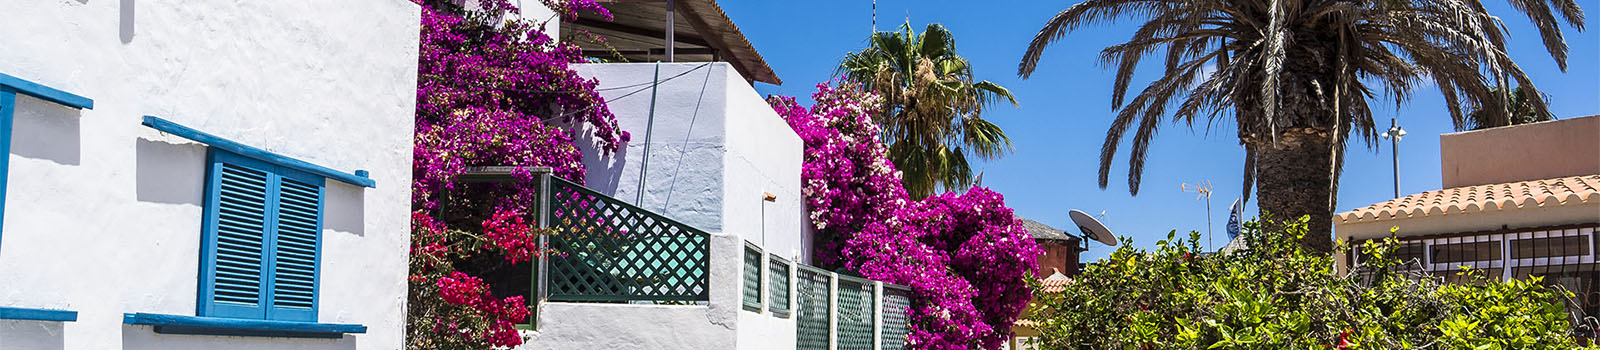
[123,313,364,339]
[0,306,78,322]
[0,91,13,252]
[141,116,376,188]
[0,73,94,110]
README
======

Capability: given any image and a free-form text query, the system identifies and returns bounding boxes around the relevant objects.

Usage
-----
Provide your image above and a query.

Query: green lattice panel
[836,276,876,350]
[768,256,792,317]
[881,284,913,350]
[796,267,831,350]
[546,177,711,301]
[742,243,763,312]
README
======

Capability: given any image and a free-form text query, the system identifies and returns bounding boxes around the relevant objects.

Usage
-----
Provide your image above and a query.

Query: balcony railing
[504,170,914,348]
[543,175,712,302]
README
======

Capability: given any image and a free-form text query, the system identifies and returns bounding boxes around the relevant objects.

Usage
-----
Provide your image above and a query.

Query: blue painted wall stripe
[0,72,90,252]
[141,116,376,188]
[0,73,94,110]
[0,91,14,252]
[0,306,78,322]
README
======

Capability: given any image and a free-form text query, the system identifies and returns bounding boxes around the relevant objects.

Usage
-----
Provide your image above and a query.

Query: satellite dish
[1069,209,1119,246]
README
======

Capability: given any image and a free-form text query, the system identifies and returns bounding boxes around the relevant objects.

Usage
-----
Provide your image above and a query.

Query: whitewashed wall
[537,62,803,349]
[0,1,419,350]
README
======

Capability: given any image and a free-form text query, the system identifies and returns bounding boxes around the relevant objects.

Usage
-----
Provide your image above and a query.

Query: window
[198,150,323,322]
[742,243,763,312]
[1430,240,1501,264]
[1511,235,1590,259]
[768,256,792,318]
[1353,242,1425,267]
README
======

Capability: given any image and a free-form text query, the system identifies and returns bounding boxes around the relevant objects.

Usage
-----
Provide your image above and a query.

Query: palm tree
[1018,0,1582,251]
[839,22,1019,199]
[1459,85,1556,131]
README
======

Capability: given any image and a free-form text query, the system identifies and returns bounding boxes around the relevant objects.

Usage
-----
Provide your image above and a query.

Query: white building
[1335,115,1599,328]
[506,1,913,349]
[0,1,419,349]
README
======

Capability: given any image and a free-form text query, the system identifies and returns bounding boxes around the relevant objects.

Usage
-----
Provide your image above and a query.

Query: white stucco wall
[573,62,731,232]
[550,62,805,349]
[0,1,419,349]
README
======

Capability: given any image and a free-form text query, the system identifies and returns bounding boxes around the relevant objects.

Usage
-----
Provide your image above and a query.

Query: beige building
[1334,115,1599,324]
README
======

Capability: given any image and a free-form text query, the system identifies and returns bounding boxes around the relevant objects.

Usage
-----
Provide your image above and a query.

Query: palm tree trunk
[1252,128,1335,252]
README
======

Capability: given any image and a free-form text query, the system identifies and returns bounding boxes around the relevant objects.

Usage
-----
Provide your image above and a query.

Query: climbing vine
[771,84,1042,350]
[406,0,623,348]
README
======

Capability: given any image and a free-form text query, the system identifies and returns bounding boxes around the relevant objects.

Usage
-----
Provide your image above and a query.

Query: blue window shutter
[267,172,322,322]
[200,150,324,322]
[199,151,272,319]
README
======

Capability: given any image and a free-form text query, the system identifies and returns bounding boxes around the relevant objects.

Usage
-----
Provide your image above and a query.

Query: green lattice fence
[796,265,832,350]
[836,275,876,350]
[742,242,763,311]
[768,256,792,318]
[544,177,711,301]
[881,284,913,350]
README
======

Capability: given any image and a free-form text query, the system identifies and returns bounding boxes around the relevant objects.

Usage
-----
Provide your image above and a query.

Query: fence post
[760,251,770,314]
[534,171,551,328]
[872,281,884,350]
[785,257,795,315]
[828,271,839,350]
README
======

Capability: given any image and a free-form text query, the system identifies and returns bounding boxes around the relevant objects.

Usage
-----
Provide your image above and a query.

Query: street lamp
[1380,118,1407,198]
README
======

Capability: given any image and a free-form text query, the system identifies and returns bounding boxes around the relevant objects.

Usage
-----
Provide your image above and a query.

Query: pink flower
[769,85,1042,350]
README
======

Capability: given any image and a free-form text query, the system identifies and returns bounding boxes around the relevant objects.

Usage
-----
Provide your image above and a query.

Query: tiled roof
[1020,218,1077,242]
[1039,271,1073,293]
[1335,174,1600,224]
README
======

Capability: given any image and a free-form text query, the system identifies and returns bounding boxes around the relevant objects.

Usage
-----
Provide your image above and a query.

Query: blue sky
[719,0,1599,260]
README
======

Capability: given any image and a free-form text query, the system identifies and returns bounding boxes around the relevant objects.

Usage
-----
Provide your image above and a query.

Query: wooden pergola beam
[671,0,755,84]
[568,17,712,48]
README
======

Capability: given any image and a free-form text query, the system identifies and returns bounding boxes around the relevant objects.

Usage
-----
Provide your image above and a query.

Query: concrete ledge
[123,313,365,339]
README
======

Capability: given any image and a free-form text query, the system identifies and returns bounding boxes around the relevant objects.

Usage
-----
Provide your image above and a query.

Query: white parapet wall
[523,232,743,349]
[0,1,419,349]
[530,62,804,349]
[569,62,806,263]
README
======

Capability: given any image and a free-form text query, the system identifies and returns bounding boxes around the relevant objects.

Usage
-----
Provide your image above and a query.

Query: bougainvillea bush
[770,84,1042,350]
[406,0,622,348]
[1027,218,1596,350]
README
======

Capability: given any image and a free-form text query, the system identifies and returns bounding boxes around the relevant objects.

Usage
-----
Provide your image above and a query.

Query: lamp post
[1380,118,1407,198]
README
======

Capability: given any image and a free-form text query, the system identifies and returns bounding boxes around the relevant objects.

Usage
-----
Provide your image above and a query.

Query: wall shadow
[577,121,627,194]
[119,0,135,43]
[324,182,365,237]
[135,138,206,206]
[10,95,83,166]
[120,324,358,350]
[0,320,65,350]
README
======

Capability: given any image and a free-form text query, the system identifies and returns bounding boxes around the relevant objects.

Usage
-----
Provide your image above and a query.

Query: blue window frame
[199,149,324,322]
[0,72,93,252]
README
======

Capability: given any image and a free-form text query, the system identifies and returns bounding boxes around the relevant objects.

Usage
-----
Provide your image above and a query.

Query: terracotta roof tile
[1335,174,1600,224]
[1040,272,1074,293]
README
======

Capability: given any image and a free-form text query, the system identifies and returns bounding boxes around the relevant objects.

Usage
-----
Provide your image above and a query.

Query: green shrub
[1026,217,1594,349]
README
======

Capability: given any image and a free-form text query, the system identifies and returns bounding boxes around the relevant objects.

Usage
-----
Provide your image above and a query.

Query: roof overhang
[565,0,781,85]
[1333,175,1600,241]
